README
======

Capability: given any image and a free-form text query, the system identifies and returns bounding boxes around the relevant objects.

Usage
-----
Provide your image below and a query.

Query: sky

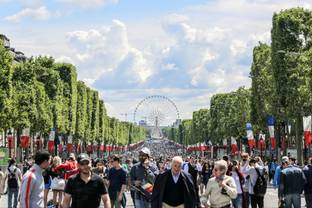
[0,0,311,125]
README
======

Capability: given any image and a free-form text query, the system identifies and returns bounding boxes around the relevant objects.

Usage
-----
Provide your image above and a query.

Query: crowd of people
[0,141,311,208]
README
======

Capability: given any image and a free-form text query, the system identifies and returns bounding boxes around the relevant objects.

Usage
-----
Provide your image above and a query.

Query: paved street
[0,185,307,208]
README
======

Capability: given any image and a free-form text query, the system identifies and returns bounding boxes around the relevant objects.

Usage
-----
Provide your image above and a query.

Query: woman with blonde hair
[50,156,65,207]
[201,160,237,208]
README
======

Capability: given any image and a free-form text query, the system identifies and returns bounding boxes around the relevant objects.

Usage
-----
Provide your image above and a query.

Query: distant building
[0,34,10,48]
[173,119,182,127]
[14,50,27,62]
[0,34,27,63]
[139,120,147,126]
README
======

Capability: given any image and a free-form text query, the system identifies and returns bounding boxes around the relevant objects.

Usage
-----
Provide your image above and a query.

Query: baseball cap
[139,147,151,156]
[77,153,90,163]
[282,156,289,163]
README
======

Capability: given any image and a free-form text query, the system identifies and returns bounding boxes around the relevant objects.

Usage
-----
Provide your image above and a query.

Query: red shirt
[54,161,78,180]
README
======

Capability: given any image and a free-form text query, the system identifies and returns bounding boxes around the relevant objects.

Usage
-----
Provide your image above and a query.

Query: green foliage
[0,45,143,145]
[210,87,251,143]
[75,81,87,139]
[85,87,93,140]
[250,43,274,132]
[53,63,78,135]
[91,91,99,140]
[0,41,14,130]
[272,8,312,121]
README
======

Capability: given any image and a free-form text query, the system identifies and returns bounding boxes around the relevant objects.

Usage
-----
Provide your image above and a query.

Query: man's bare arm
[62,193,72,208]
[102,193,111,208]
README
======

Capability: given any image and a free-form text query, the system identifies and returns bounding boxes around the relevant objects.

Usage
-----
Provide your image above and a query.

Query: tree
[271,8,312,162]
[250,43,274,132]
[0,40,14,131]
[54,63,78,136]
[75,81,87,141]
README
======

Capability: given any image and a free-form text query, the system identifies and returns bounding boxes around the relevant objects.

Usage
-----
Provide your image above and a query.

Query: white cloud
[65,20,152,89]
[230,40,248,57]
[55,55,74,64]
[5,6,58,23]
[57,0,118,8]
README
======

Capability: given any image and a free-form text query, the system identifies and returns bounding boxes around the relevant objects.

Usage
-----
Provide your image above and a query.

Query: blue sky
[1,0,311,125]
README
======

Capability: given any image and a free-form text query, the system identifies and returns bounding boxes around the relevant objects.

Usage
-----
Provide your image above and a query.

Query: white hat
[282,156,289,163]
[140,147,151,156]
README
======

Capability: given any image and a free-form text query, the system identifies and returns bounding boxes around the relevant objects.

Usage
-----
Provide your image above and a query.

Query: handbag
[50,177,65,191]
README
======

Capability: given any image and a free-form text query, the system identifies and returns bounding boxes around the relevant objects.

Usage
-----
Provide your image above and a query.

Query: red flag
[303,116,312,147]
[100,143,104,152]
[58,144,63,153]
[231,137,237,154]
[7,135,14,149]
[20,136,30,149]
[257,134,266,150]
[247,123,256,148]
[87,142,93,153]
[48,140,54,152]
[67,144,73,153]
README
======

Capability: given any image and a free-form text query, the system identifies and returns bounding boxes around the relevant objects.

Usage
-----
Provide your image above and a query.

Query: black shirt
[163,174,185,206]
[64,173,108,208]
[108,167,127,192]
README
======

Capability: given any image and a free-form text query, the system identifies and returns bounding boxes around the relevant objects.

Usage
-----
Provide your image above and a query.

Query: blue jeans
[135,199,151,208]
[285,194,301,208]
[8,187,19,208]
[232,193,243,208]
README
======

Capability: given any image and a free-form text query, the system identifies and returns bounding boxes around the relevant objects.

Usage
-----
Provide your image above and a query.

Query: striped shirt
[20,164,44,208]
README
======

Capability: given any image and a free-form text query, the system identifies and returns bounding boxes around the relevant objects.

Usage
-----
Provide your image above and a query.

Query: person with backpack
[4,158,23,208]
[245,158,266,208]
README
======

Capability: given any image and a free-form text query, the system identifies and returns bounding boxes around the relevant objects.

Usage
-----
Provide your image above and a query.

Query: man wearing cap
[280,156,306,208]
[130,147,156,208]
[63,153,111,208]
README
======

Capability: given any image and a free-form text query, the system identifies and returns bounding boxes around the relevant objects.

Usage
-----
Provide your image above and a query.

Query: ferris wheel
[133,95,180,138]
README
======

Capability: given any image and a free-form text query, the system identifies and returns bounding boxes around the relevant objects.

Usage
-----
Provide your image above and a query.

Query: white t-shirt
[6,165,22,184]
[196,163,203,172]
[231,171,243,194]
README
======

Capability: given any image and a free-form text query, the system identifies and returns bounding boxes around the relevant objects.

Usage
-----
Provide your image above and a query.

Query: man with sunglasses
[62,153,111,208]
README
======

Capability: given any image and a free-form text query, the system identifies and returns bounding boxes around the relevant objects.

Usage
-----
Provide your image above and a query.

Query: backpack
[253,168,267,196]
[8,168,18,189]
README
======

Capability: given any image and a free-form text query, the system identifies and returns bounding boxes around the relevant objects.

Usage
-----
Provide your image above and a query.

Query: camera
[221,187,228,195]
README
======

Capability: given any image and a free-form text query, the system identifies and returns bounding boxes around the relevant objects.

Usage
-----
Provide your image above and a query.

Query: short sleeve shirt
[108,167,127,192]
[64,173,108,208]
